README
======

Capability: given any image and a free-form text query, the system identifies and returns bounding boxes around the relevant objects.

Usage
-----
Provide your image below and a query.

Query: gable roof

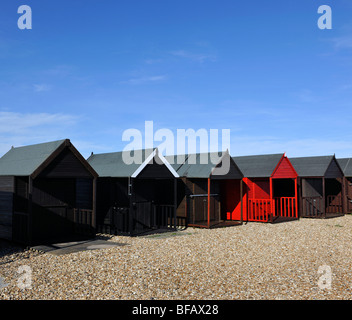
[0,139,60,176]
[87,148,179,178]
[231,153,284,178]
[337,158,352,177]
[166,151,243,179]
[290,155,339,177]
[0,139,98,178]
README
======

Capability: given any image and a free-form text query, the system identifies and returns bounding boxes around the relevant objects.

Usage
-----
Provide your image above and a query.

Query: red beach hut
[231,153,298,222]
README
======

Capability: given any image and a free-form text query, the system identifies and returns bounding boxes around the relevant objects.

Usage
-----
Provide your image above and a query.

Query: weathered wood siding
[76,178,93,209]
[0,176,14,241]
[347,177,352,213]
[39,148,92,178]
[137,161,175,179]
[302,178,323,197]
[31,178,76,242]
[185,178,220,224]
[96,177,129,226]
[12,177,29,244]
[211,158,243,180]
[325,159,343,179]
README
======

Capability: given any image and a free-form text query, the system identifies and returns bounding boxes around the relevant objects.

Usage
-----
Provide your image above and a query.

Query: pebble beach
[1,215,352,300]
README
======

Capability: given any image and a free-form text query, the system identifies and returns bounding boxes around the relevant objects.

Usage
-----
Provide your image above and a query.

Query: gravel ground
[1,215,352,300]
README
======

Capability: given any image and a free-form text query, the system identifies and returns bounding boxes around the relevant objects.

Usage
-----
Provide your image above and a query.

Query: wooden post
[322,177,326,218]
[174,178,177,230]
[269,177,273,220]
[128,177,134,235]
[294,177,298,218]
[28,176,33,246]
[240,179,243,224]
[207,178,210,228]
[299,178,304,218]
[342,177,346,214]
[92,177,97,230]
[192,181,195,225]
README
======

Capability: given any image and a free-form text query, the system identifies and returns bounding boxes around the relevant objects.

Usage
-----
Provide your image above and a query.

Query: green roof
[166,151,243,179]
[87,149,155,178]
[290,155,335,177]
[88,149,242,179]
[0,139,67,176]
[338,158,352,177]
[232,154,284,178]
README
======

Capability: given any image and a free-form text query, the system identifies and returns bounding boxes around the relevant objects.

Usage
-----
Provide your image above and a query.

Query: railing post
[174,178,177,230]
[270,177,273,217]
[294,178,298,218]
[207,178,211,229]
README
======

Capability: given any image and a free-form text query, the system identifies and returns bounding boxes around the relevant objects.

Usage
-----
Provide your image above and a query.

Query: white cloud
[120,75,167,85]
[0,112,80,156]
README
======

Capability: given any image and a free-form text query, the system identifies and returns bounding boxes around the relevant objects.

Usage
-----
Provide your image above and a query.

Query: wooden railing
[274,197,297,218]
[74,208,94,235]
[326,195,343,214]
[97,202,182,236]
[348,197,352,213]
[248,199,272,222]
[248,197,297,222]
[153,204,175,229]
[302,197,324,217]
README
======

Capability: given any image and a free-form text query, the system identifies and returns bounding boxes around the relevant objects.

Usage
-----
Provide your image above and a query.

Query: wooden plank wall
[39,148,92,178]
[347,178,352,213]
[0,176,14,241]
[76,178,93,209]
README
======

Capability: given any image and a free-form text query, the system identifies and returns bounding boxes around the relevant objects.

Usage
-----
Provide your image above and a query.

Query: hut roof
[290,155,337,177]
[87,148,179,178]
[166,151,243,179]
[0,139,65,176]
[337,158,352,177]
[0,139,97,178]
[231,153,284,178]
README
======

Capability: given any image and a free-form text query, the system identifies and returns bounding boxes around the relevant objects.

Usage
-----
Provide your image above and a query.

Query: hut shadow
[271,216,299,224]
[0,239,26,259]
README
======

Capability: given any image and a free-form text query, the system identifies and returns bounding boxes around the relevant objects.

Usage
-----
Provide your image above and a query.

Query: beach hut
[290,155,345,218]
[231,153,298,222]
[337,158,352,214]
[169,150,244,228]
[87,148,180,236]
[0,139,98,245]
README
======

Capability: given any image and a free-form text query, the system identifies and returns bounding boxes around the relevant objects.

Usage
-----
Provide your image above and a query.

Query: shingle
[337,158,352,177]
[176,152,225,178]
[87,149,155,178]
[0,139,66,176]
[232,154,283,178]
[290,156,334,177]
[165,152,242,179]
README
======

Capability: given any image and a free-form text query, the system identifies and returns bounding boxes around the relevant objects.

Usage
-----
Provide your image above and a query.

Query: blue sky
[0,0,351,158]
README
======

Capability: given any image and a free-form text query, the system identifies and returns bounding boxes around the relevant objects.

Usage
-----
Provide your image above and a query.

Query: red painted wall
[272,156,297,179]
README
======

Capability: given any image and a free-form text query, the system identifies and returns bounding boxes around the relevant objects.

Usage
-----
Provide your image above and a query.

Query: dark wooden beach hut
[168,150,244,228]
[337,158,352,214]
[0,139,98,245]
[231,153,298,223]
[87,148,180,236]
[290,155,345,218]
